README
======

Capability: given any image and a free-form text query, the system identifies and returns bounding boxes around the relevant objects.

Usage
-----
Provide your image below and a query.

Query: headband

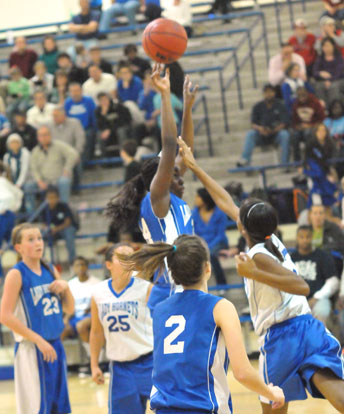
[246,202,265,219]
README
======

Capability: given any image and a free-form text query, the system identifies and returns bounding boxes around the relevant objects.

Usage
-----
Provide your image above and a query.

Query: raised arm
[177,137,239,221]
[150,64,178,218]
[175,76,199,176]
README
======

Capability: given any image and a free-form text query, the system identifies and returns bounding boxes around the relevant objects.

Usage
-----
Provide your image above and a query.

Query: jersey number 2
[107,315,130,332]
[163,315,186,354]
[42,297,60,316]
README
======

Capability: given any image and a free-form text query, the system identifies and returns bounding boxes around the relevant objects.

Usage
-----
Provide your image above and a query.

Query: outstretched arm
[175,76,199,176]
[150,64,178,218]
[177,137,239,221]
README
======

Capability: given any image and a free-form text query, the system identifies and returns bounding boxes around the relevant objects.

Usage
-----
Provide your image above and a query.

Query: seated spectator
[82,64,117,102]
[24,125,79,213]
[6,66,31,117]
[99,0,140,34]
[42,186,77,264]
[288,19,316,77]
[0,161,22,250]
[74,43,91,70]
[39,35,59,75]
[123,44,151,80]
[281,62,313,113]
[161,0,193,37]
[237,84,290,167]
[0,113,11,158]
[315,16,344,56]
[312,36,344,106]
[120,140,141,182]
[68,0,100,56]
[166,61,185,99]
[3,134,30,189]
[27,90,55,129]
[50,69,70,105]
[9,36,38,79]
[153,87,183,129]
[324,99,344,141]
[57,52,87,84]
[192,187,229,286]
[61,256,99,351]
[321,0,344,22]
[88,44,113,74]
[291,225,339,326]
[304,124,337,209]
[140,0,162,22]
[308,203,344,274]
[30,61,54,96]
[268,42,306,87]
[116,60,143,103]
[95,92,132,156]
[11,110,37,151]
[65,83,97,161]
[291,86,325,161]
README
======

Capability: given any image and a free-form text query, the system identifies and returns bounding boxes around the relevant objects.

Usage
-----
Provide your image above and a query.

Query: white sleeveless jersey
[245,234,311,338]
[92,276,153,362]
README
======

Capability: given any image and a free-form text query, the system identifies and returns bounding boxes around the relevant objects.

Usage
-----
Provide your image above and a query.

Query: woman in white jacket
[3,133,30,189]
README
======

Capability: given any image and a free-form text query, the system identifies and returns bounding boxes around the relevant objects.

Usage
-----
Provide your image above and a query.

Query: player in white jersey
[90,243,153,414]
[177,137,344,414]
[105,65,197,310]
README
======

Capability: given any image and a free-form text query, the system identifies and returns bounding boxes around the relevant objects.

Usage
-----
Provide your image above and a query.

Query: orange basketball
[142,18,188,63]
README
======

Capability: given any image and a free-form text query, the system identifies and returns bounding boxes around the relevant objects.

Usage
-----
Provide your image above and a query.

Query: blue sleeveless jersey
[150,290,232,414]
[14,262,64,341]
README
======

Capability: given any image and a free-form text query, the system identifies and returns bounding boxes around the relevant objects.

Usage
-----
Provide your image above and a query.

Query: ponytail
[264,237,283,262]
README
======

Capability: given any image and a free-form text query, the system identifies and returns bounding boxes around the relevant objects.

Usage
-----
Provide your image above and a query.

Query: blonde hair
[12,223,39,246]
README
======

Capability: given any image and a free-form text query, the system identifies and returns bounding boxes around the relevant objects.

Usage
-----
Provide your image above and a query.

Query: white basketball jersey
[92,277,153,362]
[69,275,100,318]
[245,234,311,338]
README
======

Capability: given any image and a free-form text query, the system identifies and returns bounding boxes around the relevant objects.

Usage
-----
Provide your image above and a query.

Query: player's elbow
[232,365,252,384]
[293,278,310,296]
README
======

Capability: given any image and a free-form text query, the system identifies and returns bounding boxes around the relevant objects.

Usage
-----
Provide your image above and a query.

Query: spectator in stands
[268,42,306,87]
[288,19,316,77]
[98,0,140,34]
[50,69,70,105]
[161,0,193,37]
[42,186,77,264]
[123,44,151,80]
[237,84,290,167]
[192,187,229,285]
[88,45,113,74]
[11,110,37,151]
[312,36,344,106]
[82,64,117,102]
[61,257,99,352]
[3,134,30,189]
[74,43,91,70]
[57,52,87,84]
[95,92,132,156]
[30,61,54,96]
[308,203,344,274]
[69,0,100,55]
[140,0,162,22]
[324,100,344,141]
[65,83,97,162]
[321,0,344,21]
[26,90,55,129]
[9,36,38,79]
[116,60,143,103]
[291,86,325,161]
[0,113,11,159]
[153,86,183,129]
[315,16,344,56]
[25,125,79,213]
[120,139,141,182]
[39,35,59,75]
[6,66,30,117]
[304,124,337,209]
[291,225,339,325]
[281,62,313,113]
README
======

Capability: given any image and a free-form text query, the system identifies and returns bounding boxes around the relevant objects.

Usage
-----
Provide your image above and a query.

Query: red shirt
[292,94,325,127]
[288,33,317,66]
[9,49,38,79]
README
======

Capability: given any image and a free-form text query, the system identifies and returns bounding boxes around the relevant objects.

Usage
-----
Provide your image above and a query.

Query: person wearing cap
[288,19,316,77]
[316,16,344,56]
[3,134,31,189]
[322,0,344,22]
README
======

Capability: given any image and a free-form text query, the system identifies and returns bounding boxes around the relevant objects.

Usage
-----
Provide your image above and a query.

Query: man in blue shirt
[65,83,97,162]
[99,0,140,34]
[116,60,143,103]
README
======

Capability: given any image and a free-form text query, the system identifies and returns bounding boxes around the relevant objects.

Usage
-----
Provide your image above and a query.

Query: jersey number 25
[163,315,186,354]
[107,315,130,332]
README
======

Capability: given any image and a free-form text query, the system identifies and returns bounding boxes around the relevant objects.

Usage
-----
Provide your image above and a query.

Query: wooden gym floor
[0,360,338,414]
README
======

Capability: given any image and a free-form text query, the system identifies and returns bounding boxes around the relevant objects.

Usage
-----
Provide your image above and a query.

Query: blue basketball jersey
[150,290,232,414]
[13,261,64,341]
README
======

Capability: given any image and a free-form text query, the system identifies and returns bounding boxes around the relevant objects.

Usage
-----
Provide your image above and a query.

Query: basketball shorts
[14,338,71,414]
[69,313,91,335]
[259,314,344,403]
[109,352,153,414]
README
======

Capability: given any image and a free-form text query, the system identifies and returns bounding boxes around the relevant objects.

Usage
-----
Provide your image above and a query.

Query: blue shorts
[69,313,91,335]
[109,352,153,414]
[260,314,344,403]
[14,338,71,414]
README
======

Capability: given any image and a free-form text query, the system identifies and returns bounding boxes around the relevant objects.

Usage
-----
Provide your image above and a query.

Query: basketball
[142,18,188,63]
